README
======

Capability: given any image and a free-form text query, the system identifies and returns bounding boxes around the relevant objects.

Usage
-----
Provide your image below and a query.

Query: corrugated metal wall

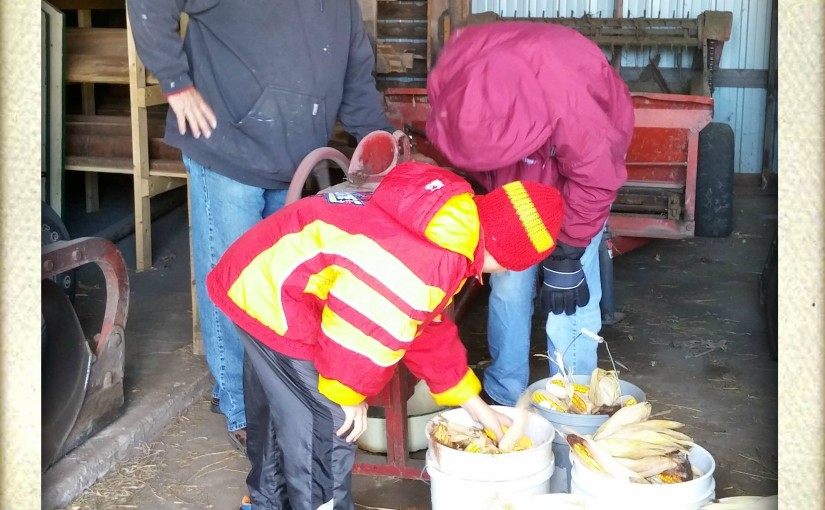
[469,0,774,173]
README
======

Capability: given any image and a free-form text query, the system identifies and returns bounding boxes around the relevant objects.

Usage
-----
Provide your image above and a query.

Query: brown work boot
[227,428,248,457]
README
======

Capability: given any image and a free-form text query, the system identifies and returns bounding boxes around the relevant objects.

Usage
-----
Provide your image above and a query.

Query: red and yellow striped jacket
[206,163,485,407]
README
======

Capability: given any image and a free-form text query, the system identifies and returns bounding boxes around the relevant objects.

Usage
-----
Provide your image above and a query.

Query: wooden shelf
[66,28,158,85]
[65,156,186,177]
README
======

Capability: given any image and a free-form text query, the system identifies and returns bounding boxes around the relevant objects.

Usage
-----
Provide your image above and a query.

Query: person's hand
[337,401,369,443]
[460,395,512,442]
[165,86,218,139]
[540,241,590,315]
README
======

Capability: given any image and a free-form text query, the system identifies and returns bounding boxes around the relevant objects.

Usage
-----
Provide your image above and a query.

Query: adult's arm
[553,117,629,247]
[126,0,192,95]
[126,0,216,138]
[336,0,395,141]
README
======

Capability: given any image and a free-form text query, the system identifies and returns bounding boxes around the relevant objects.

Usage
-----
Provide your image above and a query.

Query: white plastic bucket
[424,406,556,510]
[569,444,717,510]
[425,405,555,481]
[427,454,554,510]
[498,493,607,509]
[525,376,646,493]
[358,380,447,453]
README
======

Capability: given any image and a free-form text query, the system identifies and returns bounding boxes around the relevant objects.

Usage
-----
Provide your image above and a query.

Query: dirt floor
[53,172,777,510]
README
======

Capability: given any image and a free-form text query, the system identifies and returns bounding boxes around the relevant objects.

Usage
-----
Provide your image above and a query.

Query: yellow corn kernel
[515,436,533,450]
[574,384,590,394]
[572,442,606,473]
[657,472,683,484]
[571,393,588,413]
[432,423,450,444]
[483,428,497,442]
[464,442,482,453]
[532,391,565,412]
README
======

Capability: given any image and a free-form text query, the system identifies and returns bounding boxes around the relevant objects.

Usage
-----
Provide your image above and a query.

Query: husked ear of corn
[464,442,482,453]
[566,433,648,483]
[567,434,607,474]
[431,421,451,446]
[512,435,533,451]
[570,392,593,414]
[430,403,538,455]
[532,389,568,412]
[622,395,638,406]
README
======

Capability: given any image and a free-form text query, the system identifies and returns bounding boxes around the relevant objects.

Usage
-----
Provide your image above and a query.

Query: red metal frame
[352,365,428,479]
[41,237,130,356]
[610,93,714,252]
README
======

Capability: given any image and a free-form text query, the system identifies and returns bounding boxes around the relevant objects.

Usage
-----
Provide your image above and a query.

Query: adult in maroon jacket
[426,22,635,405]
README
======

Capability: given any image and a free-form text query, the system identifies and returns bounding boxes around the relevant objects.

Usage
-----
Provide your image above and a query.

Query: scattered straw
[63,442,166,510]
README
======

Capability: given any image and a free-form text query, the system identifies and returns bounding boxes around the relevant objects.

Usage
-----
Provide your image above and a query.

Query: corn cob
[567,435,607,474]
[464,442,482,453]
[532,389,567,412]
[571,392,590,414]
[498,392,531,452]
[566,433,649,483]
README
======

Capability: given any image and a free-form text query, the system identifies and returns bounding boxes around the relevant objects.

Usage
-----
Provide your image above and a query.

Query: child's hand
[337,402,369,443]
[460,395,513,442]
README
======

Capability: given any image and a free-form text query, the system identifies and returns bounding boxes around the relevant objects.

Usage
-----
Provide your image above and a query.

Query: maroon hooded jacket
[427,22,635,247]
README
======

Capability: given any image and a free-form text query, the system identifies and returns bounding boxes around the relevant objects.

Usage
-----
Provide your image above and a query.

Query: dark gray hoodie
[127,0,393,189]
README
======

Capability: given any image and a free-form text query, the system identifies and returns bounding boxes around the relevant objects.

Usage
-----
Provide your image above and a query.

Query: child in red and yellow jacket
[207,161,564,510]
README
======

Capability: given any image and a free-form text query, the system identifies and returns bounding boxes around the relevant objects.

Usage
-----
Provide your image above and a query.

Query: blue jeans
[483,228,604,406]
[185,154,287,432]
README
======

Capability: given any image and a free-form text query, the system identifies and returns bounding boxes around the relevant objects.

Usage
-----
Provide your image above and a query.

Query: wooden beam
[428,0,449,70]
[447,0,470,34]
[358,0,377,50]
[48,0,125,10]
[126,14,153,271]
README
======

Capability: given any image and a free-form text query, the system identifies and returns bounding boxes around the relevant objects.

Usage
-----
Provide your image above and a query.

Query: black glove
[540,242,590,316]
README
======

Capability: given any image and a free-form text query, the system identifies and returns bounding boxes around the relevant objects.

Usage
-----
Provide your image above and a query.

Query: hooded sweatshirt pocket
[224,86,329,180]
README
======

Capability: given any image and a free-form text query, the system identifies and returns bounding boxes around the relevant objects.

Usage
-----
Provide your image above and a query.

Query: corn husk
[429,396,534,455]
[566,433,649,483]
[498,392,532,452]
[614,454,681,478]
[592,401,652,440]
[588,368,621,408]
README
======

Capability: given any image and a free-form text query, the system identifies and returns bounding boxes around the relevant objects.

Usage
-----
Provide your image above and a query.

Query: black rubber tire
[41,202,77,302]
[695,122,735,237]
[760,234,778,360]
